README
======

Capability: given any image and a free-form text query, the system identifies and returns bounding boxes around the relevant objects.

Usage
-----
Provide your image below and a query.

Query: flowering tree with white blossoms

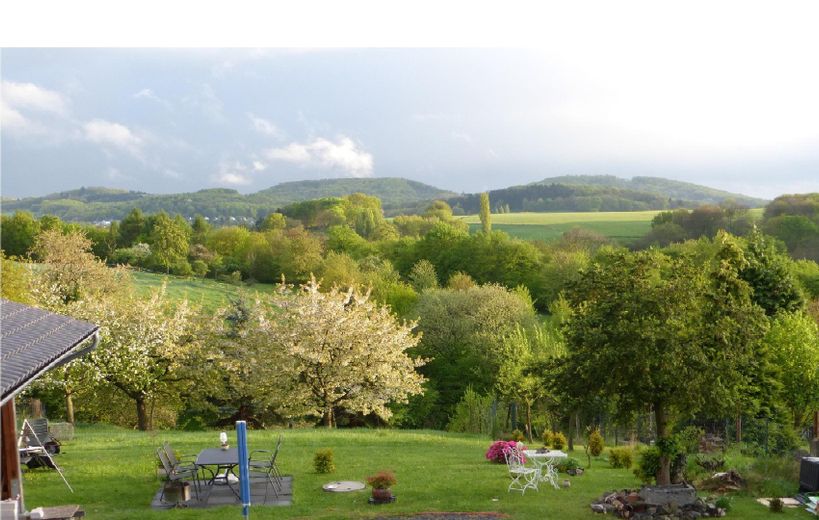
[269,277,426,427]
[74,287,210,430]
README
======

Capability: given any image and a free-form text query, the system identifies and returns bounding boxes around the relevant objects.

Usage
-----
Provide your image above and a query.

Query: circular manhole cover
[323,480,366,492]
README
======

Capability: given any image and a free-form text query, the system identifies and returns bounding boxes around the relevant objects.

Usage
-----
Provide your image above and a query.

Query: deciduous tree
[561,242,766,485]
[269,277,425,427]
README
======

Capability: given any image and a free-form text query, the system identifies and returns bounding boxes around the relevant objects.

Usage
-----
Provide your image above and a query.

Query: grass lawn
[21,425,799,519]
[131,271,277,311]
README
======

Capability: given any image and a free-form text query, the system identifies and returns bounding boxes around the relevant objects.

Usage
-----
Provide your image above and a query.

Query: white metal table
[523,449,567,489]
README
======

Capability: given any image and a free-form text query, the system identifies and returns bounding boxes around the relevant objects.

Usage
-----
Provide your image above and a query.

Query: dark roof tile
[1,299,99,403]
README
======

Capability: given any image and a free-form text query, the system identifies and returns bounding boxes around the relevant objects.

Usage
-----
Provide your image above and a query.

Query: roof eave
[0,329,100,407]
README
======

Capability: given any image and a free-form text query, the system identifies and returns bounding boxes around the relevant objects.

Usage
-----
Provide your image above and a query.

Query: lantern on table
[220,431,229,450]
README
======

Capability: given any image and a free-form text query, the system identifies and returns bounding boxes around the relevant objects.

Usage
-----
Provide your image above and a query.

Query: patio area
[150,475,293,509]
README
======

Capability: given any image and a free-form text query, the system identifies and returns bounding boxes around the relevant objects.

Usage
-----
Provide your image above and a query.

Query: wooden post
[1,400,24,508]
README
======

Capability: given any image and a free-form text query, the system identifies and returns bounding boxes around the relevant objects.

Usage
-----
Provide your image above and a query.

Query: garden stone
[591,503,606,513]
[640,484,697,506]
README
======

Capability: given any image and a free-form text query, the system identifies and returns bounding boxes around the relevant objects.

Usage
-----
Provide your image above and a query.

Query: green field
[461,211,661,243]
[21,425,794,520]
[460,209,765,244]
[131,271,276,311]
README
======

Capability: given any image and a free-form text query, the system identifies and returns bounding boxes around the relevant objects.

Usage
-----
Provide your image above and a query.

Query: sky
[2,6,818,200]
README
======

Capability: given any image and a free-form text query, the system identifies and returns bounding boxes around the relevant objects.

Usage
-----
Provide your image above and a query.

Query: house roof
[1,299,99,405]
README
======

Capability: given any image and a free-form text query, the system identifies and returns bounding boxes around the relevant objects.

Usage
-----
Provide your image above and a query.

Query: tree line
[2,191,818,488]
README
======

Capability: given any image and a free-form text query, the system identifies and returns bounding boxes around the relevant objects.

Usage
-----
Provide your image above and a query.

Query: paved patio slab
[151,476,292,509]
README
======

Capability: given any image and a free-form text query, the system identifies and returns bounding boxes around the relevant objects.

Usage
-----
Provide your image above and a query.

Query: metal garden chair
[162,442,202,476]
[156,448,201,502]
[503,444,539,494]
[247,434,283,503]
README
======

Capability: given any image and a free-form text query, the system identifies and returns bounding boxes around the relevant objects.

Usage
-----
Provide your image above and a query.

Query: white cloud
[83,119,144,156]
[212,161,251,186]
[1,99,39,133]
[133,88,172,109]
[252,160,266,171]
[248,113,283,139]
[265,136,374,177]
[2,81,68,115]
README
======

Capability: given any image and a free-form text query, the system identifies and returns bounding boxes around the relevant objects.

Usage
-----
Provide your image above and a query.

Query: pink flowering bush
[485,440,525,464]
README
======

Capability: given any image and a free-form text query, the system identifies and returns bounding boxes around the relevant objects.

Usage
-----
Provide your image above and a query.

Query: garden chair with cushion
[248,434,283,503]
[156,448,201,502]
[503,444,539,494]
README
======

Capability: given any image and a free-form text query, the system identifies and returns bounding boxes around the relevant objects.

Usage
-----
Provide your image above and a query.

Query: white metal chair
[503,444,539,494]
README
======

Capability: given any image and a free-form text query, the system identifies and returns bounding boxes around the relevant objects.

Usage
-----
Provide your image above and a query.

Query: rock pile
[590,484,726,519]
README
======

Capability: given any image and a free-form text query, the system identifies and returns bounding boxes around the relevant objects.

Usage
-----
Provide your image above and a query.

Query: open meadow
[21,426,800,520]
[131,271,276,311]
[460,209,764,244]
[461,211,660,243]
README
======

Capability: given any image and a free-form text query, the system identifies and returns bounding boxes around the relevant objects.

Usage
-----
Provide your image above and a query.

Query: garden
[20,425,810,519]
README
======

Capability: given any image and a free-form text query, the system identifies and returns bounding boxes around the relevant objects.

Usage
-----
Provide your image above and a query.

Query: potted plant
[366,470,396,502]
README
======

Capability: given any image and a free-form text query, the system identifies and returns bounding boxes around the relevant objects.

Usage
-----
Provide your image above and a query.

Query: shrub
[675,425,704,454]
[715,496,732,512]
[694,454,725,472]
[634,447,661,483]
[769,497,784,513]
[510,429,526,442]
[587,427,604,456]
[551,432,567,450]
[608,447,633,469]
[555,457,581,472]
[633,446,687,484]
[313,449,335,474]
[485,440,523,464]
[542,430,554,447]
[366,470,396,489]
[447,387,494,435]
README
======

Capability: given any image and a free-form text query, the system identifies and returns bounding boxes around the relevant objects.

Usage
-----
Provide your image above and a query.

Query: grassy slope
[131,271,276,311]
[22,426,794,520]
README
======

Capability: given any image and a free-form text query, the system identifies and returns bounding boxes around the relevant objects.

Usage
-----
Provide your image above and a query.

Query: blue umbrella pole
[236,420,251,518]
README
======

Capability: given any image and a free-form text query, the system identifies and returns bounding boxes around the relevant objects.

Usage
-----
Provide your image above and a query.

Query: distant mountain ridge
[1,175,767,222]
[445,175,768,214]
[534,175,768,207]
[1,178,457,221]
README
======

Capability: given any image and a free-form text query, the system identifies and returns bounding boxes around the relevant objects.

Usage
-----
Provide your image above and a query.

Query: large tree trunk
[568,411,576,451]
[136,396,150,431]
[655,401,671,486]
[323,405,334,428]
[65,390,75,424]
[30,398,43,419]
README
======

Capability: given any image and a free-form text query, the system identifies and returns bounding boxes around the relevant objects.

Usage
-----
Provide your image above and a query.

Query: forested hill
[1,178,456,221]
[3,175,768,221]
[248,178,457,208]
[447,176,767,214]
[535,175,768,208]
